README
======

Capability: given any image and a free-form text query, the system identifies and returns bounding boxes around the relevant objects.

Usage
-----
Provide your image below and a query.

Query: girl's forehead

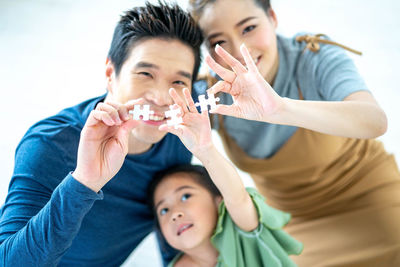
[154,174,200,201]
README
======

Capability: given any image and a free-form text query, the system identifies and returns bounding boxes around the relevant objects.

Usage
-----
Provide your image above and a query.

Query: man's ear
[214,195,223,207]
[267,8,278,28]
[105,58,115,94]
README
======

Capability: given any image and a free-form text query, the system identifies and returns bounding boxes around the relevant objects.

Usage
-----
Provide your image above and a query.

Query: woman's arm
[207,44,387,139]
[278,91,387,138]
[159,88,258,232]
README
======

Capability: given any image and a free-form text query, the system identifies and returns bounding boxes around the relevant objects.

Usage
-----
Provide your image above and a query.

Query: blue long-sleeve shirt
[0,95,191,266]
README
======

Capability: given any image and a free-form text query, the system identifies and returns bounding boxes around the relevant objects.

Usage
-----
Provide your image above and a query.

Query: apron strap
[295,33,362,55]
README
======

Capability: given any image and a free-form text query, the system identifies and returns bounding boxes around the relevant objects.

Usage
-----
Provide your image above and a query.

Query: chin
[131,127,167,145]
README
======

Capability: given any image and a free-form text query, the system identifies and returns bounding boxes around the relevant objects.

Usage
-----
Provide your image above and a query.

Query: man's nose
[146,87,174,106]
[171,211,184,222]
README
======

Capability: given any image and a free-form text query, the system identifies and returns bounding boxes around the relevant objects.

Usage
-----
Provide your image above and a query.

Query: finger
[104,101,129,121]
[215,44,247,74]
[240,44,258,73]
[205,55,236,83]
[183,88,198,113]
[209,104,237,117]
[207,80,230,95]
[96,103,121,125]
[125,98,145,111]
[86,110,115,127]
[120,118,141,135]
[169,88,189,112]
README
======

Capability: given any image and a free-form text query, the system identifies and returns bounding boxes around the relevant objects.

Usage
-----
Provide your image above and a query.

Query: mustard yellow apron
[217,114,400,266]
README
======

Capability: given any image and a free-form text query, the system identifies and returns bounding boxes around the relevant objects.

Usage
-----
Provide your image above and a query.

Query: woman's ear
[267,8,278,28]
[105,58,115,94]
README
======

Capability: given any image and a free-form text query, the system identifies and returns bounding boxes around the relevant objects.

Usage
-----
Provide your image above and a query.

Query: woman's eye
[181,193,191,202]
[243,25,256,34]
[210,40,225,48]
[159,208,168,216]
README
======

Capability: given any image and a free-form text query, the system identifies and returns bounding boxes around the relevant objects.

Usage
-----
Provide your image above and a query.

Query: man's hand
[73,99,143,192]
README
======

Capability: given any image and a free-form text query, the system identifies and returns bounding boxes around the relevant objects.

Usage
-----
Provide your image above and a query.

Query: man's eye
[181,193,191,202]
[243,25,256,34]
[138,72,152,78]
[160,208,168,216]
[173,80,186,86]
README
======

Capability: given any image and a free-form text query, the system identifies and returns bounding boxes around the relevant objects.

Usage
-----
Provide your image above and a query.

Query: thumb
[120,119,140,136]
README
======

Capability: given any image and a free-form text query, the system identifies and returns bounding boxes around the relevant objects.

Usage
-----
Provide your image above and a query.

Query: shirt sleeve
[211,188,303,267]
[298,36,369,101]
[0,136,103,267]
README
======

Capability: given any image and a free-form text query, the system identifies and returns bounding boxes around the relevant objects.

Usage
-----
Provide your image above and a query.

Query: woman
[188,0,400,265]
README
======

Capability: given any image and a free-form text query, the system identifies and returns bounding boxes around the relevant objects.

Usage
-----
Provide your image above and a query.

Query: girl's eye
[159,208,168,216]
[243,25,256,34]
[181,193,191,202]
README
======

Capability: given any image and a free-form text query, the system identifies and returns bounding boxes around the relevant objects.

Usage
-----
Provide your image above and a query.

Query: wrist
[72,170,104,193]
[195,145,218,164]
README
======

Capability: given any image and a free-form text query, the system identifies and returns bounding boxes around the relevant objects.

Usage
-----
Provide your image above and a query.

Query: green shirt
[168,188,303,267]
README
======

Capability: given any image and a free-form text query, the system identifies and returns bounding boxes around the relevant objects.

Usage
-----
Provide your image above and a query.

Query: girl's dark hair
[107,1,203,82]
[188,0,271,21]
[148,164,221,215]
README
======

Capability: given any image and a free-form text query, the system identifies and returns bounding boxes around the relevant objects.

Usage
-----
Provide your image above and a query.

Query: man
[0,2,203,266]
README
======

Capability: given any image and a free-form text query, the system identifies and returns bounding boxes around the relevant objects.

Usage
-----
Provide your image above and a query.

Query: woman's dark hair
[107,1,203,82]
[148,164,221,215]
[188,0,271,21]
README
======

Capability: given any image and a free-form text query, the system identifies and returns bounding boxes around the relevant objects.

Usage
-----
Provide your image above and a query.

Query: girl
[150,87,303,266]
[188,0,400,265]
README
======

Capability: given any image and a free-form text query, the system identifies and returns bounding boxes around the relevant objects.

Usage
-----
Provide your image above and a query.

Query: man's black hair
[107,1,203,82]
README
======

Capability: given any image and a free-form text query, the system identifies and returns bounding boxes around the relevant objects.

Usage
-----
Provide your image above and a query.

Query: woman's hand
[159,88,213,159]
[206,44,284,123]
[73,99,143,192]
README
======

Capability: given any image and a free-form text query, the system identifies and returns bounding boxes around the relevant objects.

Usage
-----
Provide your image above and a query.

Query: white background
[1,0,399,266]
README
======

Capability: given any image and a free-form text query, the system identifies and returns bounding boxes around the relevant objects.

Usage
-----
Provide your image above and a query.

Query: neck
[180,242,219,267]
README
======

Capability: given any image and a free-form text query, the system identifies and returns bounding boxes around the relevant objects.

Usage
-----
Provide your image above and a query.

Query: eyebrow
[134,61,192,80]
[155,185,196,211]
[208,16,257,40]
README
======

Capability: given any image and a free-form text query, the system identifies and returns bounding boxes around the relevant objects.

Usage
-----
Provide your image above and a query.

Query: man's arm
[0,172,102,266]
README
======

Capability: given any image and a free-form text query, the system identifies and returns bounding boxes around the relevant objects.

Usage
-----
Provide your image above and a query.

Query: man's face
[107,38,195,152]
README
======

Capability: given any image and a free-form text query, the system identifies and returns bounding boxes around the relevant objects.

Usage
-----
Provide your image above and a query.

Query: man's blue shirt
[0,94,191,266]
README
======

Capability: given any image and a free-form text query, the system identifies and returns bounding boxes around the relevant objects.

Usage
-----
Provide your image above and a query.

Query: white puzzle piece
[165,105,183,129]
[195,92,220,112]
[129,105,154,121]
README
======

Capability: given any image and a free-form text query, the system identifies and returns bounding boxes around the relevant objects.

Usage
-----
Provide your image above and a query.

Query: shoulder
[18,94,105,153]
[294,33,356,72]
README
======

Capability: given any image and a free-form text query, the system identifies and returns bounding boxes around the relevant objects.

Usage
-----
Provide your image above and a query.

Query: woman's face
[198,0,279,84]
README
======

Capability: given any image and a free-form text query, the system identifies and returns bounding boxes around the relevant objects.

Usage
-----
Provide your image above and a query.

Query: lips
[177,223,193,236]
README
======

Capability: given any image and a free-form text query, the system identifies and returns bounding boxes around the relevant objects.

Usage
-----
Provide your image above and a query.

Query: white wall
[1,1,399,266]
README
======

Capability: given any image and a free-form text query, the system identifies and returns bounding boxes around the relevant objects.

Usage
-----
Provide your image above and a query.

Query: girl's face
[153,173,221,252]
[198,0,279,84]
